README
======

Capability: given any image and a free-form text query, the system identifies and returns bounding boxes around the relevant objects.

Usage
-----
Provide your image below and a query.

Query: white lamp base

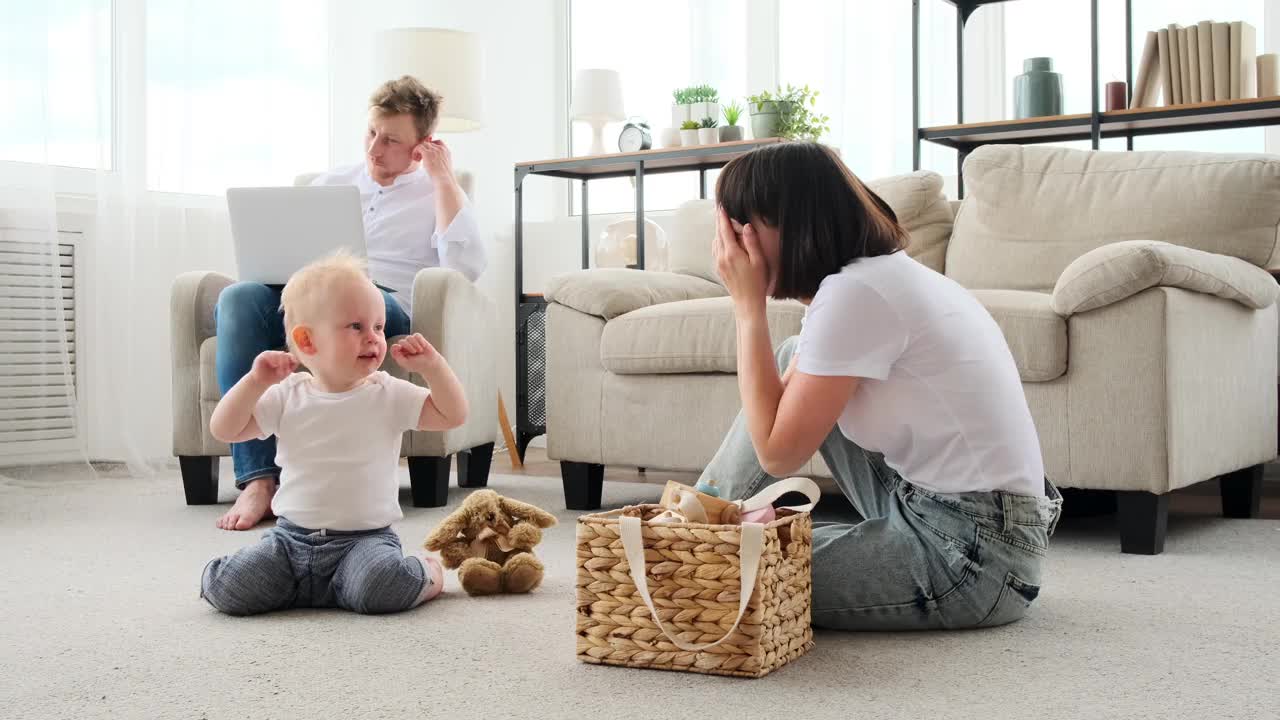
[588,121,608,156]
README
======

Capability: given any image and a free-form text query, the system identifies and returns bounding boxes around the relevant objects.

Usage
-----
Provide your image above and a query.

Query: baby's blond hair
[280,250,373,352]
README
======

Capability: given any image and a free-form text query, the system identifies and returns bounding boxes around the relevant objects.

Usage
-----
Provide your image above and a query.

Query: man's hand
[248,351,298,386]
[414,138,454,182]
[391,333,443,374]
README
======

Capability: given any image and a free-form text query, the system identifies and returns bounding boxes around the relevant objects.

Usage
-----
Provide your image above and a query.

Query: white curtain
[0,0,328,473]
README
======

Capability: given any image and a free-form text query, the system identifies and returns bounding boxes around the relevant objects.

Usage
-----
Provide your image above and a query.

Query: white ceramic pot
[698,128,719,145]
[691,102,720,126]
[659,127,682,148]
[671,104,692,127]
[679,129,701,146]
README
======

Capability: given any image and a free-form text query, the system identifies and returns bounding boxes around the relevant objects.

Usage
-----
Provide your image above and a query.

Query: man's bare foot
[216,477,276,531]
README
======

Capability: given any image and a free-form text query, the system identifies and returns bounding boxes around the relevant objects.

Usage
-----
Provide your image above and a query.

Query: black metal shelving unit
[912,0,1280,196]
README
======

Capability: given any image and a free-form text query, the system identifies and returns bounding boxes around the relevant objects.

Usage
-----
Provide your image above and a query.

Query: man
[213,75,485,530]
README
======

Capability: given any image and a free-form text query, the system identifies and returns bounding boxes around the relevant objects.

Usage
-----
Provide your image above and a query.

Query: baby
[200,252,466,615]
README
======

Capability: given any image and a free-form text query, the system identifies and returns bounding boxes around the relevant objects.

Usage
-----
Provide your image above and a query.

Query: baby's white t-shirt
[796,251,1045,497]
[254,371,429,530]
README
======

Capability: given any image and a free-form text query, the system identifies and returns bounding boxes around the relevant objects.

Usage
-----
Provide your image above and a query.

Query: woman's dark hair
[715,142,908,300]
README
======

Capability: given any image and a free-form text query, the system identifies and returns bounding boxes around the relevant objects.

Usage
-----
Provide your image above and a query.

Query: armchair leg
[179,456,219,505]
[1117,491,1168,555]
[561,461,604,511]
[457,442,494,488]
[408,456,451,508]
[1220,464,1264,519]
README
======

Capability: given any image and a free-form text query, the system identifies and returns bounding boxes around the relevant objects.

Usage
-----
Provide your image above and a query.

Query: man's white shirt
[310,163,485,310]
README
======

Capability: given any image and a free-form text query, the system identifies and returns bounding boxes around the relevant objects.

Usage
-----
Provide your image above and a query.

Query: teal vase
[1014,57,1063,119]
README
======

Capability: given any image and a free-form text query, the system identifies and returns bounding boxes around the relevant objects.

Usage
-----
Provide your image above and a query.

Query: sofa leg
[408,456,451,508]
[457,442,494,488]
[1116,491,1168,555]
[561,461,604,511]
[179,456,219,505]
[1220,465,1264,519]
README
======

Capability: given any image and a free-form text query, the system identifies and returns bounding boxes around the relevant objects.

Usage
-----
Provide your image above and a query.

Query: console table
[512,137,784,460]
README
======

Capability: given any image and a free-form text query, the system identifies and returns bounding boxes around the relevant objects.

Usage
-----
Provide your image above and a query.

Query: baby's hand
[391,333,442,373]
[249,350,297,385]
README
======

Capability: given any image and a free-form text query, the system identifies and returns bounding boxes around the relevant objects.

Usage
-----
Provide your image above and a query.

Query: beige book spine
[1212,22,1231,101]
[1167,24,1183,104]
[1197,21,1214,101]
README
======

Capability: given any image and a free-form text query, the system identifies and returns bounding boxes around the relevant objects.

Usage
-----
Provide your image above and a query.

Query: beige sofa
[171,172,497,508]
[544,145,1280,554]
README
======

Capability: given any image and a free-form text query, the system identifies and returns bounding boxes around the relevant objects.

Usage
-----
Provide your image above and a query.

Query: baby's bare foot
[414,554,445,605]
[215,477,276,531]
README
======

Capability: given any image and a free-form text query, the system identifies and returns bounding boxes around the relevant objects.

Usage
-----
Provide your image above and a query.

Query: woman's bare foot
[216,477,276,531]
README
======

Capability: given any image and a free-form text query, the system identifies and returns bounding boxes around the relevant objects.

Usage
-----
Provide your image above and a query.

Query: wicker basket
[575,503,814,678]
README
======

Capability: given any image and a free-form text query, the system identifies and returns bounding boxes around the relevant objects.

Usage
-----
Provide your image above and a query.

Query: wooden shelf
[515,138,784,180]
[920,96,1280,149]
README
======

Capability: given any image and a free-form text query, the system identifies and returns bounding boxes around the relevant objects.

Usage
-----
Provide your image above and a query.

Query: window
[569,0,746,215]
[0,1,112,169]
[145,0,328,194]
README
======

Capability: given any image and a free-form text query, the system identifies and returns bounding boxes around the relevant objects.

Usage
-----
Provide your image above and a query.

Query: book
[1213,22,1231,100]
[1131,30,1162,108]
[1240,21,1257,99]
[1186,25,1201,103]
[1178,27,1192,103]
[1158,28,1174,106]
[1167,24,1183,104]
[1197,21,1214,102]
[1230,21,1242,98]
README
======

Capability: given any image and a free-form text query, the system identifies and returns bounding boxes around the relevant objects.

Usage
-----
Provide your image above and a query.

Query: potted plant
[719,101,744,142]
[671,87,694,128]
[748,84,830,140]
[679,120,701,146]
[690,84,720,129]
[746,89,786,139]
[697,116,719,145]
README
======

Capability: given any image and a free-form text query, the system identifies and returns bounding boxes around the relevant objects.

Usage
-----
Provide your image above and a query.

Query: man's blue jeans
[213,281,410,489]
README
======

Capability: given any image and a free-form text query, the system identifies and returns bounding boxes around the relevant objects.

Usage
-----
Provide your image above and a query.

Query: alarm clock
[618,120,652,152]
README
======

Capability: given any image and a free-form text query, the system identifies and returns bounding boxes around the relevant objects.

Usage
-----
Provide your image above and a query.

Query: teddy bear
[422,490,558,596]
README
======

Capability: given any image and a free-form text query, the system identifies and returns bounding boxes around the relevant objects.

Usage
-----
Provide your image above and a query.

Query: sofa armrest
[1051,240,1279,316]
[170,271,234,456]
[544,269,727,321]
[409,268,498,455]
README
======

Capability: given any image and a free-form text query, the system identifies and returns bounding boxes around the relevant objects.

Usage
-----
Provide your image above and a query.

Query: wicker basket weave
[575,504,814,678]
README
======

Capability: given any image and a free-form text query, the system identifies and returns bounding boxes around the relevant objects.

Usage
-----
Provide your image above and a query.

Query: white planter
[679,129,701,146]
[659,127,682,148]
[671,103,693,127]
[691,102,720,126]
[698,128,719,145]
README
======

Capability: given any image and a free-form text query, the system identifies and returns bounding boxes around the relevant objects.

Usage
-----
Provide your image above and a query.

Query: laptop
[226,185,375,288]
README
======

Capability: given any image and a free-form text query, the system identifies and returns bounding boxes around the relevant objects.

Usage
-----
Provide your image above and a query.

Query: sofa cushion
[867,170,953,273]
[665,170,954,284]
[971,290,1067,382]
[545,269,726,321]
[947,145,1280,293]
[1052,240,1280,316]
[600,297,805,374]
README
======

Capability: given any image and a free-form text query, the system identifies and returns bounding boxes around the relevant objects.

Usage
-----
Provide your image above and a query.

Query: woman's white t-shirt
[796,251,1045,497]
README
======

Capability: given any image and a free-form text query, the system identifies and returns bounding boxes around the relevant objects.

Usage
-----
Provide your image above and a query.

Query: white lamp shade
[571,68,625,122]
[375,28,484,133]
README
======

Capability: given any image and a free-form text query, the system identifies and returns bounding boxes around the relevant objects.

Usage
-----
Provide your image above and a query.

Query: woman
[702,142,1061,630]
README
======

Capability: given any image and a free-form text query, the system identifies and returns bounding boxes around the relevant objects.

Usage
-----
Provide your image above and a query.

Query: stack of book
[1130,21,1261,109]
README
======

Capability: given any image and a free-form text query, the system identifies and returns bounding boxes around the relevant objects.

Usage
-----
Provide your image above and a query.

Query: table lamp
[571,68,624,155]
[375,28,484,133]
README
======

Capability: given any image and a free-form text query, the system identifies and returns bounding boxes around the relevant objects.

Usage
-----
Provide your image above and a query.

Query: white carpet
[1,463,1277,720]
